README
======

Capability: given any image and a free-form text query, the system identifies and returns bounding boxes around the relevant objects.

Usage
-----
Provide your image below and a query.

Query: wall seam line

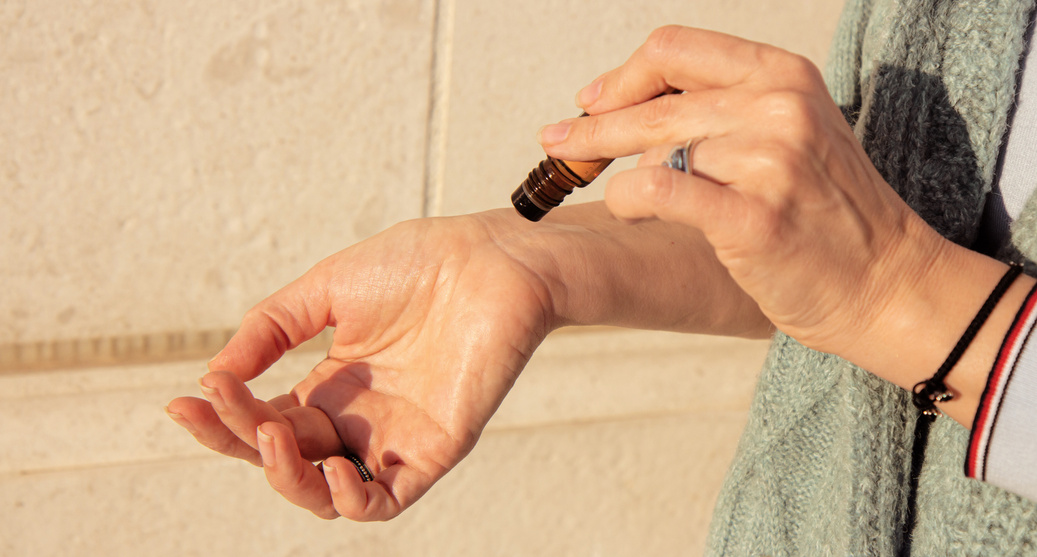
[422,0,455,218]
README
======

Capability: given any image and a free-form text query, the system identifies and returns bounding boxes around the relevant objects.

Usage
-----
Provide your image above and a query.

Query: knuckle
[745,141,802,187]
[241,305,268,324]
[757,47,822,85]
[641,168,680,207]
[643,25,689,63]
[637,145,671,168]
[242,305,295,352]
[779,53,823,86]
[756,91,821,144]
[638,94,678,134]
[739,41,770,74]
[204,434,242,457]
[760,90,811,120]
[240,305,275,337]
[266,463,308,494]
[581,115,606,146]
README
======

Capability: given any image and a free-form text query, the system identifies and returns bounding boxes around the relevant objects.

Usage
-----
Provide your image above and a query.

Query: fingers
[165,397,263,466]
[257,422,340,519]
[269,393,300,412]
[257,422,418,522]
[605,135,738,227]
[579,28,748,112]
[604,164,736,229]
[540,25,823,163]
[168,371,349,466]
[173,382,428,521]
[198,370,347,460]
[165,371,291,466]
[578,26,804,115]
[198,371,292,449]
[281,405,351,461]
[636,139,727,181]
[541,91,730,161]
[324,453,432,521]
[209,264,333,382]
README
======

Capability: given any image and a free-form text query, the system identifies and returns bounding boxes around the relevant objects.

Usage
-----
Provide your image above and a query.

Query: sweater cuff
[966,281,1037,502]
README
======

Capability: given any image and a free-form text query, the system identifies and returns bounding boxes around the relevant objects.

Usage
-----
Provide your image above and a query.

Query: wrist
[469,207,569,332]
[840,212,1035,426]
[481,202,771,337]
[475,203,621,331]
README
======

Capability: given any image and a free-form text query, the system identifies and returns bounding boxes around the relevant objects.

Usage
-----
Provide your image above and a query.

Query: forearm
[483,201,772,338]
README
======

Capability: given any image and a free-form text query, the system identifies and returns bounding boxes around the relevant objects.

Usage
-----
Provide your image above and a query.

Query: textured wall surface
[1,1,842,555]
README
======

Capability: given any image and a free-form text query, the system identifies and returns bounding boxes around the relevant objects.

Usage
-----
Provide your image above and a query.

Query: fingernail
[325,460,343,492]
[164,407,197,434]
[257,425,276,467]
[198,377,224,408]
[577,78,604,108]
[537,121,571,146]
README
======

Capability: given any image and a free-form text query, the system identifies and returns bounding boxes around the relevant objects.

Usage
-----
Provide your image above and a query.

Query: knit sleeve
[822,0,873,119]
[966,282,1037,502]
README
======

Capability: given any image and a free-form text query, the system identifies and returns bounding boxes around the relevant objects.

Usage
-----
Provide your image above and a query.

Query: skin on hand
[538,26,917,355]
[538,25,1037,427]
[168,214,556,520]
[166,204,769,520]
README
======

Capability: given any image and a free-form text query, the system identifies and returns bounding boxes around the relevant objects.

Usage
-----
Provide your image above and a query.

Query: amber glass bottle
[511,155,612,222]
[512,91,678,221]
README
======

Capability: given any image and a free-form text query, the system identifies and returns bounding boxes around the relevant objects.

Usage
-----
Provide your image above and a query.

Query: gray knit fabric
[1014,190,1037,262]
[706,0,1037,555]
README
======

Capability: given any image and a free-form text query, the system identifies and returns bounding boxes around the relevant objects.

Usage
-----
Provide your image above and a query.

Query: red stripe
[966,289,1037,478]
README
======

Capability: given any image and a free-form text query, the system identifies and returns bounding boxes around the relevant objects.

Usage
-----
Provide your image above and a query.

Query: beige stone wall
[1,1,842,555]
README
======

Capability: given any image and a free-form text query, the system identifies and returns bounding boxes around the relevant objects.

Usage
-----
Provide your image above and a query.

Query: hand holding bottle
[538,26,1034,423]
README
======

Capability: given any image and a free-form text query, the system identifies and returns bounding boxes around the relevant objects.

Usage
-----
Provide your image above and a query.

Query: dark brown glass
[512,89,680,221]
[511,156,612,222]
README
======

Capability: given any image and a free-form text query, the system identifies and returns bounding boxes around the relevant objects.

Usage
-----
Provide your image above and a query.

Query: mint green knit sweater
[706,0,1037,555]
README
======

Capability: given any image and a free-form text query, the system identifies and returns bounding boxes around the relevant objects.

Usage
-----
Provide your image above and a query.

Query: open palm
[167,212,555,520]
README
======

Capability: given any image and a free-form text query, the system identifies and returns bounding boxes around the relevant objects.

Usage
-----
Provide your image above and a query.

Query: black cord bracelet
[912,264,1024,418]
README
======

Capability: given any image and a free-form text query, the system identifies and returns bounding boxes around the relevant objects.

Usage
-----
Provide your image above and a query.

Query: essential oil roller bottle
[512,90,679,221]
[511,153,612,222]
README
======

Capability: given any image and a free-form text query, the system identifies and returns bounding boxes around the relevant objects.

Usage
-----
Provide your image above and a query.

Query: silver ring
[662,137,705,174]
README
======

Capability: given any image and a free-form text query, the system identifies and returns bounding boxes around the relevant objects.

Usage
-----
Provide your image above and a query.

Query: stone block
[435,0,846,216]
[1,411,748,557]
[0,1,435,344]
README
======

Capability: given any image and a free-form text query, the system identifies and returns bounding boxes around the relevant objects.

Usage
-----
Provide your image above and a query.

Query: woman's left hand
[538,26,1024,414]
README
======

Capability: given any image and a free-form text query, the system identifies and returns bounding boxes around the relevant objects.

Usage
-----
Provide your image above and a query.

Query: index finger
[578,26,774,115]
[209,263,333,382]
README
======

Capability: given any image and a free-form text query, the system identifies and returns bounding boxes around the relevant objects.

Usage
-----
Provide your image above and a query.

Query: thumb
[210,265,333,382]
